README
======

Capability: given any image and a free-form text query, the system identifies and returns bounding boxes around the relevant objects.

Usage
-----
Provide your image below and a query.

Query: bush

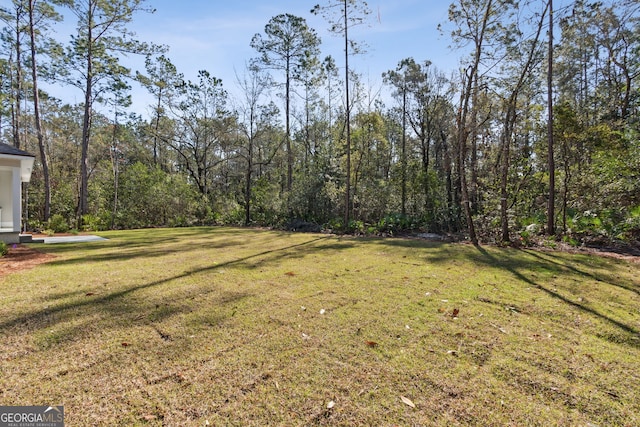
[48,214,69,233]
[0,242,8,257]
[324,218,344,233]
[82,214,110,232]
[377,213,415,235]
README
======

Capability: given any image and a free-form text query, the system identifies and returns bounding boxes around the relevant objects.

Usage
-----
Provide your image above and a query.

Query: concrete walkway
[42,235,108,244]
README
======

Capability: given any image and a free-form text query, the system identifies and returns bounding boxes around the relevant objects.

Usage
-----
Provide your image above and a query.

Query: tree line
[1,0,639,247]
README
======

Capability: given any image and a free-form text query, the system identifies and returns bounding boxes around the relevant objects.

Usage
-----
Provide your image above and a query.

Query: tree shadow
[1,235,342,340]
[40,227,330,266]
[383,237,638,346]
[522,249,640,296]
[471,245,638,346]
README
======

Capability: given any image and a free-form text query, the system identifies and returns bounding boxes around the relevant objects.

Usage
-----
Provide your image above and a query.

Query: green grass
[1,227,639,426]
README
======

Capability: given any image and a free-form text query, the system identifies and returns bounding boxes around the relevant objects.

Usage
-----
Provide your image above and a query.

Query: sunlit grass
[0,227,638,426]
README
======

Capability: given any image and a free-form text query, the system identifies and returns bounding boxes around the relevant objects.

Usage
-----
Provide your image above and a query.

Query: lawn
[0,227,638,426]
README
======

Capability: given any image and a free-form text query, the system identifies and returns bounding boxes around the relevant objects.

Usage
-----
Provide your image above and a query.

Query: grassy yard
[0,227,638,426]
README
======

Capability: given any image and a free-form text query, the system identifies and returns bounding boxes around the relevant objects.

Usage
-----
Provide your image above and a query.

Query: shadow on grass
[39,227,318,266]
[1,235,338,339]
[523,249,640,296]
[384,238,638,345]
[471,246,639,347]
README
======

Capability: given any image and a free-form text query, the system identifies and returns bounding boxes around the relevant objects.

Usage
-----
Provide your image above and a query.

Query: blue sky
[119,0,455,114]
[2,0,575,116]
[134,1,454,74]
[33,0,454,115]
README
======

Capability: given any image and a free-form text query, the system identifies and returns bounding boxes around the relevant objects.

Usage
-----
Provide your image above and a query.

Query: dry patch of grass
[0,227,638,426]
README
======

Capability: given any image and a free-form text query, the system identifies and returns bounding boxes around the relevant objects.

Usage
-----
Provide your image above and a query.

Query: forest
[1,0,639,247]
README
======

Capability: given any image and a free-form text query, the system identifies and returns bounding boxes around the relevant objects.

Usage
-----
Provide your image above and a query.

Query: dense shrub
[48,214,70,233]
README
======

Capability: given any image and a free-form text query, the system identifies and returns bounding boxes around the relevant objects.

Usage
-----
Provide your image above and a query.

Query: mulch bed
[0,245,56,278]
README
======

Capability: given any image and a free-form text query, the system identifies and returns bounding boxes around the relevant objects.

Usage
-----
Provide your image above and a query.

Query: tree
[58,0,159,222]
[593,3,640,122]
[547,0,555,236]
[383,59,411,216]
[136,54,183,169]
[448,0,495,244]
[235,64,275,225]
[312,0,371,228]
[251,13,320,193]
[350,110,390,221]
[384,58,452,221]
[27,0,62,222]
[495,2,548,243]
[0,1,27,149]
[167,70,233,197]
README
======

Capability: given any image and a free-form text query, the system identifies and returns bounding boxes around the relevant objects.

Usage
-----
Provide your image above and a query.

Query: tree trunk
[153,88,162,167]
[28,0,51,222]
[401,86,407,216]
[470,78,479,215]
[110,122,119,230]
[13,7,23,149]
[343,0,352,228]
[78,8,94,222]
[285,58,293,193]
[499,127,511,243]
[547,0,556,236]
[499,3,547,244]
[456,68,478,245]
[245,138,253,226]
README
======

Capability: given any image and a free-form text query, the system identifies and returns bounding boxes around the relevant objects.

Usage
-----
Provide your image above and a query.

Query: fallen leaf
[452,308,460,318]
[121,342,130,347]
[85,292,96,296]
[438,307,446,313]
[285,271,296,276]
[490,323,508,334]
[142,414,157,421]
[400,395,416,408]
[365,340,378,348]
[327,400,335,409]
[447,350,458,356]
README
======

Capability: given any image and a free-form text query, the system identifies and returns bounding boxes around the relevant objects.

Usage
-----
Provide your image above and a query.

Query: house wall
[0,169,13,229]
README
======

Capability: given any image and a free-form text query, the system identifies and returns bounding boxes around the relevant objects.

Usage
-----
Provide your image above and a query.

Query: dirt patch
[0,245,56,278]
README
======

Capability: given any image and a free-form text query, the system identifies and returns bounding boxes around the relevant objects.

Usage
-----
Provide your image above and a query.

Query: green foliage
[324,217,344,233]
[82,214,109,232]
[115,163,201,229]
[8,0,639,249]
[250,176,285,226]
[0,242,7,257]
[562,235,580,247]
[518,230,532,247]
[565,208,639,243]
[376,213,415,235]
[347,219,366,234]
[48,214,69,233]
